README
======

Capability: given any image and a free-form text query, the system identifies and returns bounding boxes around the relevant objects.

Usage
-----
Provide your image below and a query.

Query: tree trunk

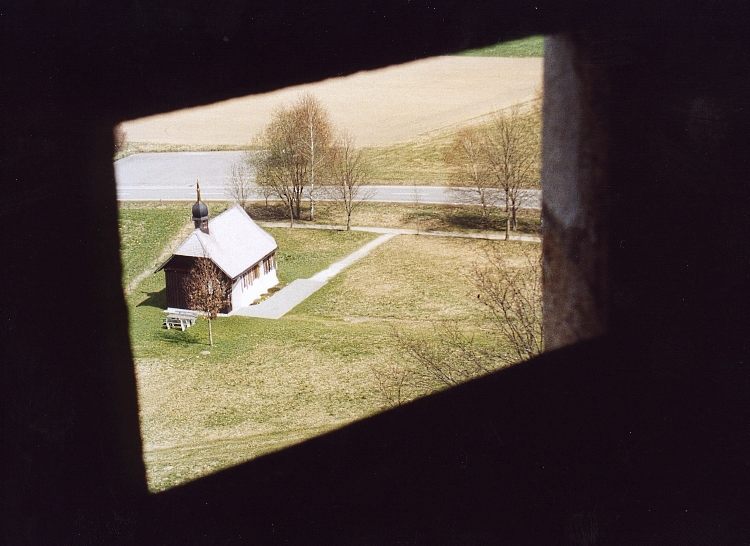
[504,187,509,213]
[288,202,295,228]
[208,318,214,346]
[505,216,510,241]
[479,190,487,219]
[511,207,518,230]
[309,120,316,222]
[346,212,351,231]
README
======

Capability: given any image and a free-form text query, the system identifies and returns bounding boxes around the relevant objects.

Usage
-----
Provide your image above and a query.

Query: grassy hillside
[360,131,456,185]
[121,204,539,491]
[362,104,541,186]
[118,203,191,288]
[458,35,544,57]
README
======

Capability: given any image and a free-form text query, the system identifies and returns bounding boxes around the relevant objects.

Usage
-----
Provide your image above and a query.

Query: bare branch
[185,258,230,346]
[369,360,414,408]
[483,106,541,235]
[226,161,253,208]
[250,95,335,226]
[324,133,374,230]
[296,93,334,221]
[473,249,543,361]
[374,247,543,406]
[444,126,496,222]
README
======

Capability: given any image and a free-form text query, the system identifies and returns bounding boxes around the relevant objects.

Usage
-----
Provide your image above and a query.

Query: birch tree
[251,95,334,226]
[296,94,333,222]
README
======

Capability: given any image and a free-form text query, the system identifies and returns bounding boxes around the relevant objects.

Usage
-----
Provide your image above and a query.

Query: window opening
[115,36,545,492]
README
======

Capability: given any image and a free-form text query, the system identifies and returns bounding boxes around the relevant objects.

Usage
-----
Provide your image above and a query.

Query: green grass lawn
[457,35,544,57]
[118,203,192,288]
[127,224,378,360]
[292,235,521,324]
[121,204,538,491]
[268,227,376,284]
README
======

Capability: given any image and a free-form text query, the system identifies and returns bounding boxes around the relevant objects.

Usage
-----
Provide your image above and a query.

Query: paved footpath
[232,233,397,319]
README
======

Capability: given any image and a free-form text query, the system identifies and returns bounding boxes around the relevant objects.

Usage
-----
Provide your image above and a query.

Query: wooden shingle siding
[165,268,189,309]
[164,256,232,312]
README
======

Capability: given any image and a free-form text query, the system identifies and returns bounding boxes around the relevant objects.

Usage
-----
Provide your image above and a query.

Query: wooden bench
[163,310,198,331]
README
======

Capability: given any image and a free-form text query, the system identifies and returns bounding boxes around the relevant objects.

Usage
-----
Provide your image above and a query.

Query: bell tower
[191,179,209,233]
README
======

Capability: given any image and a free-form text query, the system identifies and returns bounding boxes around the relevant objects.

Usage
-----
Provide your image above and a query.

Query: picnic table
[162,310,199,331]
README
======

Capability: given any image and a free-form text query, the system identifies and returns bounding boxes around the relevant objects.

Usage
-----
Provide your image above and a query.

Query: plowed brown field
[122,56,542,148]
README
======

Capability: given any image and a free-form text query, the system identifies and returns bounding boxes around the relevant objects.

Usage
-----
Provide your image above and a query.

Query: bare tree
[376,247,543,407]
[226,160,253,208]
[473,250,543,362]
[394,325,501,389]
[296,94,333,222]
[374,324,505,408]
[411,185,423,233]
[444,126,495,220]
[185,258,230,346]
[259,182,274,208]
[251,107,308,227]
[326,133,372,230]
[370,360,413,407]
[250,95,334,226]
[484,106,541,239]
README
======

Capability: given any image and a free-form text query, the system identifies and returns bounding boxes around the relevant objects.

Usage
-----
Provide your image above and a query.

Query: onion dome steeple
[192,179,209,233]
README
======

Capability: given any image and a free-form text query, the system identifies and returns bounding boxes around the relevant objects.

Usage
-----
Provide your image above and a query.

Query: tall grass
[458,36,544,57]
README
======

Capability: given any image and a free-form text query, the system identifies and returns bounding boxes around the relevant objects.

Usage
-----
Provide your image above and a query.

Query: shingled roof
[164,205,277,280]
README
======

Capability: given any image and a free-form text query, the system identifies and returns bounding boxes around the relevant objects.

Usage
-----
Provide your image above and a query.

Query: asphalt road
[114,151,541,208]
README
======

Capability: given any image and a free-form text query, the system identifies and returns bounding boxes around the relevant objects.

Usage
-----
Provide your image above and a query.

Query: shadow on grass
[399,210,438,230]
[136,287,167,309]
[241,200,542,234]
[155,327,206,346]
[401,209,500,231]
[424,209,541,234]
[444,211,498,231]
[244,203,290,221]
[514,216,541,234]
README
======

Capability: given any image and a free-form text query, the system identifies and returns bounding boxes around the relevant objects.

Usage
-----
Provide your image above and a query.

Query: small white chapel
[158,182,279,313]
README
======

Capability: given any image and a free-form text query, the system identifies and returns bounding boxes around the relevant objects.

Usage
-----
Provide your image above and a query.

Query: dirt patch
[122,56,542,147]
